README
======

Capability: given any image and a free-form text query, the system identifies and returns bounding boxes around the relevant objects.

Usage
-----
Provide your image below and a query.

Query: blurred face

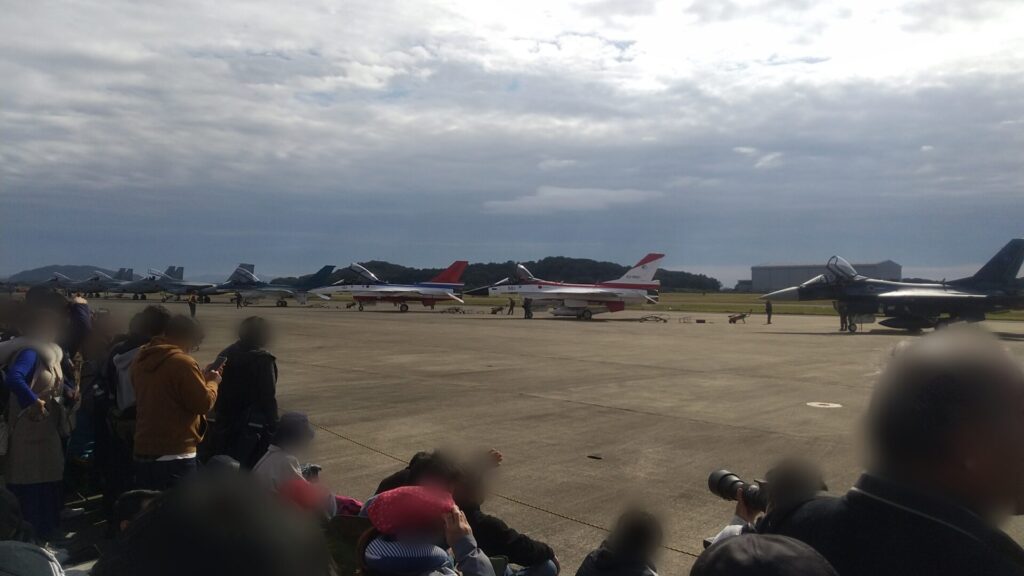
[953,377,1024,520]
[22,311,61,341]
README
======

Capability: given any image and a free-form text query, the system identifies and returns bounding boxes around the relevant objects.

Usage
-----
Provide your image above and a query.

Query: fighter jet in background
[763,239,1024,332]
[35,272,77,291]
[111,266,179,300]
[487,253,664,320]
[148,267,217,301]
[312,261,468,312]
[70,268,135,296]
[216,264,335,307]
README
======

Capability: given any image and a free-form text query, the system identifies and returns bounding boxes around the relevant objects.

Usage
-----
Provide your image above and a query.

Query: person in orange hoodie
[131,315,221,489]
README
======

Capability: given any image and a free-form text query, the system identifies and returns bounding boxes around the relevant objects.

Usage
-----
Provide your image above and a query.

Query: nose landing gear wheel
[276,300,288,307]
[357,303,364,311]
[847,323,857,333]
[399,303,409,313]
[577,309,593,321]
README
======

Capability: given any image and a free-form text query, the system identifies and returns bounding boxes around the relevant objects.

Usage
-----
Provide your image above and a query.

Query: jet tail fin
[300,265,336,289]
[427,261,468,285]
[601,253,664,288]
[227,264,257,283]
[970,239,1024,285]
[158,266,182,280]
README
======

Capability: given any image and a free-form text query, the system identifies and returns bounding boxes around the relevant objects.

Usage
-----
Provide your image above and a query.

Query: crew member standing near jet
[765,299,773,324]
[507,297,515,316]
[523,298,533,320]
[235,292,243,310]
[187,293,197,318]
[837,302,848,332]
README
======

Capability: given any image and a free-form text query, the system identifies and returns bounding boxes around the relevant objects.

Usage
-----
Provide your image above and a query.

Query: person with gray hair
[759,326,1024,576]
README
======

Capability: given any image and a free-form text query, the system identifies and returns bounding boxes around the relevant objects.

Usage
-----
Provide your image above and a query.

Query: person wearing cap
[358,486,495,576]
[252,413,315,492]
[252,412,362,517]
[690,534,837,576]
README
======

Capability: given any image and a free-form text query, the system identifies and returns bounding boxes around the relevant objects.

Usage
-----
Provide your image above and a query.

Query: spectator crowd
[2,287,1024,576]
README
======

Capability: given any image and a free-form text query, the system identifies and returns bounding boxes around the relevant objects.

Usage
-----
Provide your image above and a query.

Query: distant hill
[273,257,721,292]
[7,265,141,284]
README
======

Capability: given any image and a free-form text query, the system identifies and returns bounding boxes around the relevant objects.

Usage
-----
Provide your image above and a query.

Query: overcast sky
[2,0,1022,284]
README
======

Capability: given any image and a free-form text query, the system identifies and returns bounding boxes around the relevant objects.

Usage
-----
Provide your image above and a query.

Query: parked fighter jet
[148,267,217,301]
[487,253,664,320]
[111,266,179,300]
[762,239,1024,332]
[35,272,77,291]
[216,264,335,307]
[70,268,134,296]
[311,261,468,312]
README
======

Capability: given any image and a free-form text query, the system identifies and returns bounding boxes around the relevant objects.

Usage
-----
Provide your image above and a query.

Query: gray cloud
[1,1,1022,284]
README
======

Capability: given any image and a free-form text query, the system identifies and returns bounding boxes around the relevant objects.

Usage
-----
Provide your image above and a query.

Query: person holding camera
[706,458,827,546]
[202,316,279,468]
[717,328,1024,576]
[252,412,362,517]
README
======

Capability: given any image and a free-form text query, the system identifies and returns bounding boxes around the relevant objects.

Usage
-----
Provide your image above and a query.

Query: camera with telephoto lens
[708,469,770,512]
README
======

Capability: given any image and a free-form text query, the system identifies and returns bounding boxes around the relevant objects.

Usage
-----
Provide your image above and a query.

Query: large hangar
[751,260,902,293]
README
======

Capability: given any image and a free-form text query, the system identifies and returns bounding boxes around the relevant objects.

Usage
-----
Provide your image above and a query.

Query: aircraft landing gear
[203,296,211,304]
[577,309,593,321]
[140,294,147,300]
[847,323,858,333]
[276,299,288,307]
[357,303,364,311]
[132,294,139,300]
[399,303,409,313]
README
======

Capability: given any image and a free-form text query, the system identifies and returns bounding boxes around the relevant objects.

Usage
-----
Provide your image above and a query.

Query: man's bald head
[867,327,1024,515]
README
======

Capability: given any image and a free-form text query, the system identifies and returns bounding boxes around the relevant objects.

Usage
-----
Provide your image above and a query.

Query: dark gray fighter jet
[762,239,1024,332]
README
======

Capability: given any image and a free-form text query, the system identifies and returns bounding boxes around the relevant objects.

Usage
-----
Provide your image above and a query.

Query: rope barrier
[311,421,701,559]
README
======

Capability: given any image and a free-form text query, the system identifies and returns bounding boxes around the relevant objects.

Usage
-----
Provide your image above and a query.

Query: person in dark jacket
[456,466,558,576]
[691,534,837,576]
[759,327,1024,576]
[203,316,278,468]
[576,509,662,576]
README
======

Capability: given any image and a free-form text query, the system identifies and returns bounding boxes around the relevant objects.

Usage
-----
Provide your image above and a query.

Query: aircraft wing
[876,289,988,300]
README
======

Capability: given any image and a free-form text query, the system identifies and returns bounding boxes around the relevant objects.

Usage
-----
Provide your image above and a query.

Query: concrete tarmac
[95,299,1024,573]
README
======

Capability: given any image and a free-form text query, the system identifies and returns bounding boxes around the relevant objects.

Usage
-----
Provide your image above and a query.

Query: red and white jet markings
[489,253,664,319]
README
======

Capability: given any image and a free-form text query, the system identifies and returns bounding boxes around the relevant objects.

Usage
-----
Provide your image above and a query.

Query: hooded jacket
[131,337,217,457]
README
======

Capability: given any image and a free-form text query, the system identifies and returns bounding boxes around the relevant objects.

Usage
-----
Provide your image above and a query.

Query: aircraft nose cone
[761,287,799,301]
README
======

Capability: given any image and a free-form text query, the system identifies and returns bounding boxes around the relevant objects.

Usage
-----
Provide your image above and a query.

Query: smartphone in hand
[208,356,228,373]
